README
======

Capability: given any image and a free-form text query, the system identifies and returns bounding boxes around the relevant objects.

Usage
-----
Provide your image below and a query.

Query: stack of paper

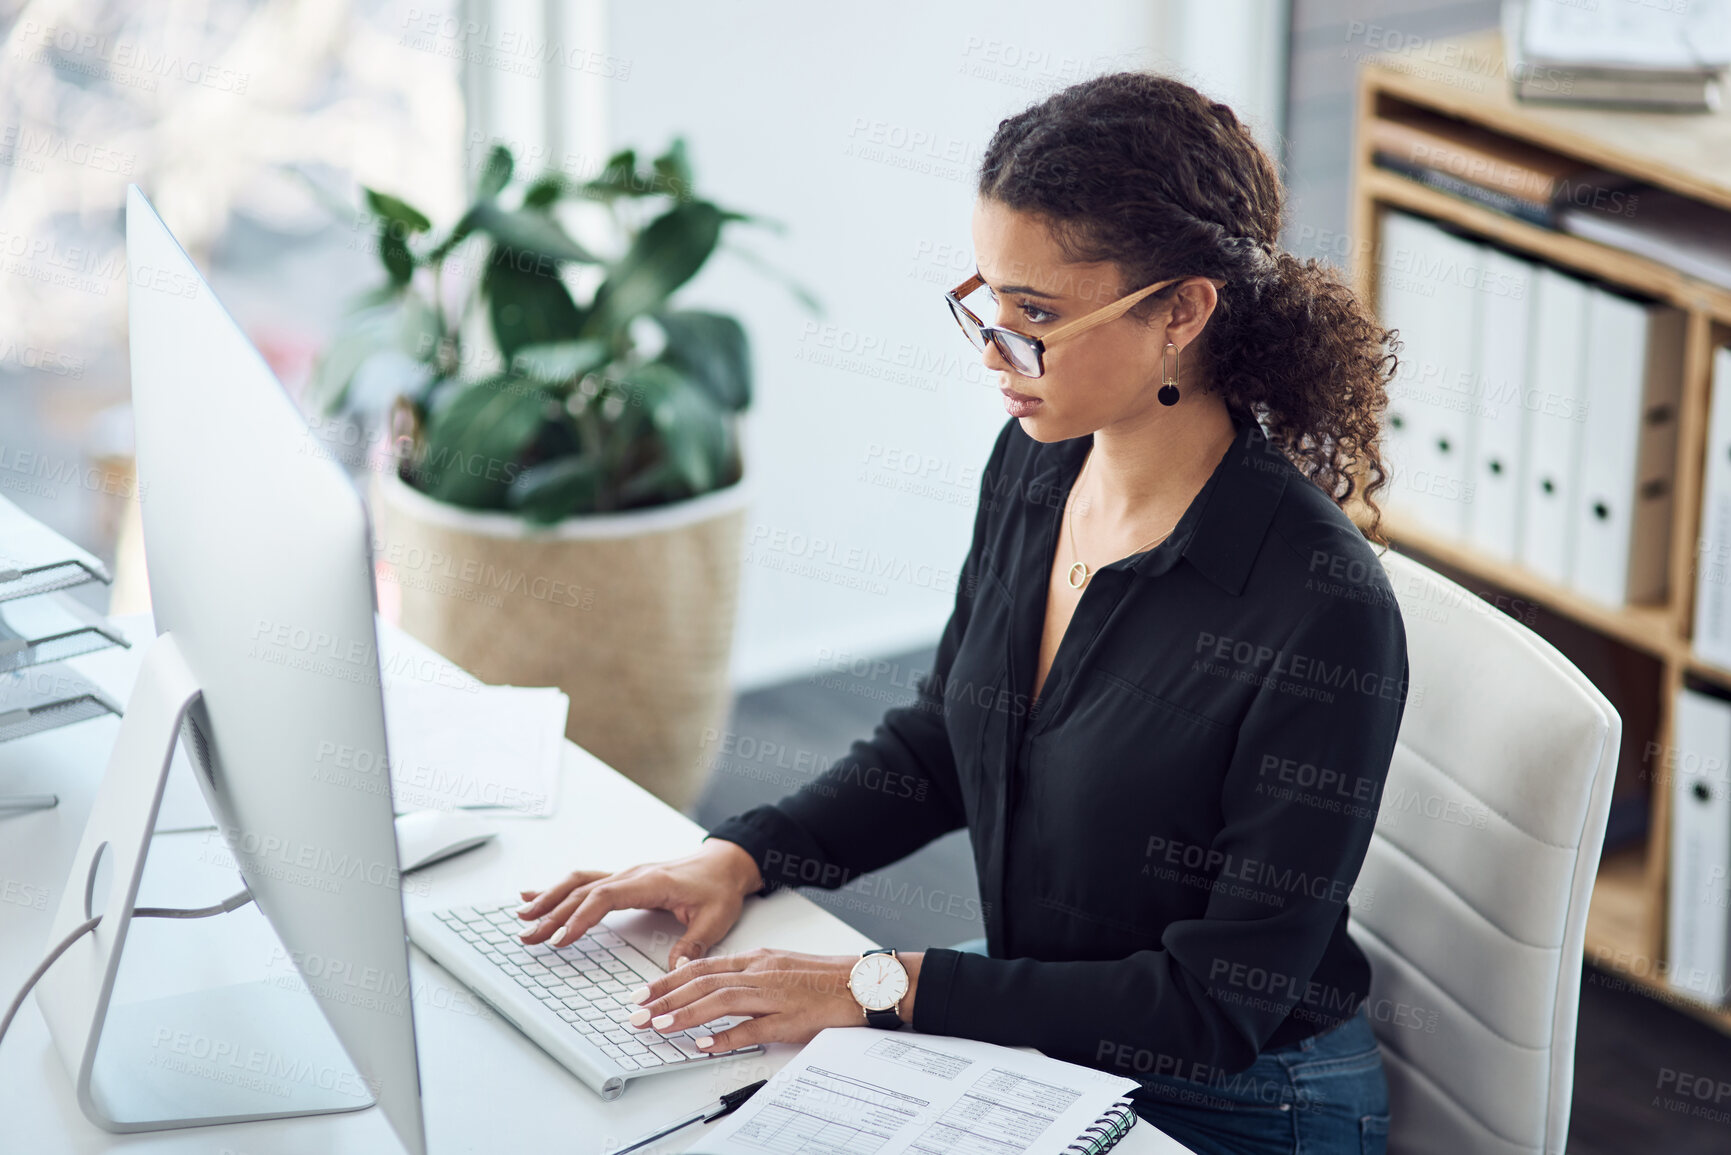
[1560,188,1731,294]
[0,493,110,602]
[1508,0,1731,109]
[696,1027,1145,1155]
[0,496,127,751]
[381,676,567,817]
[0,592,129,674]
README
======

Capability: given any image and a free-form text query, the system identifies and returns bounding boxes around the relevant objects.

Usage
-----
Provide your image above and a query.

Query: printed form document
[691,1026,1156,1155]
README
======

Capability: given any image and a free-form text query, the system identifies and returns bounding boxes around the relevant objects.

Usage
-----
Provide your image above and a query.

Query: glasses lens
[994,332,1043,378]
[947,297,987,351]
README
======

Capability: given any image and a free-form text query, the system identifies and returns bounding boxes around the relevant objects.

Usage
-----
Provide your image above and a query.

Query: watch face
[849,953,909,1012]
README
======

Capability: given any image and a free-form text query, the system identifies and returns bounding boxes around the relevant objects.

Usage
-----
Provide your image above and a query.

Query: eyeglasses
[944,271,1226,379]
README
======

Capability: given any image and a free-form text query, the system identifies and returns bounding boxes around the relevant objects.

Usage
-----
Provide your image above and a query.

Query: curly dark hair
[977,72,1397,546]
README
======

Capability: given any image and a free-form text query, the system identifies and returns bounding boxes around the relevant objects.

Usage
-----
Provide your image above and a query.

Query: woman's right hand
[513,838,765,970]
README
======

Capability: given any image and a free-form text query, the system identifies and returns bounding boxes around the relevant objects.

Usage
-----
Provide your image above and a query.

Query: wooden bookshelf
[1347,31,1731,1032]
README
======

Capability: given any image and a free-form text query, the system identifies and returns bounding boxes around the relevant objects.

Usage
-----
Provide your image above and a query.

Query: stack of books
[0,495,126,748]
[1375,209,1685,608]
[1505,0,1731,110]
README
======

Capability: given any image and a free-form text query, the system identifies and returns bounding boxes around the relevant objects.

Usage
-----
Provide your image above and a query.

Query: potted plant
[309,140,812,810]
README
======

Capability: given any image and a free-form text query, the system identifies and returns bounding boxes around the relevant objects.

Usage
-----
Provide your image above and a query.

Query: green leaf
[425,205,480,266]
[395,294,443,365]
[613,362,730,496]
[651,137,694,202]
[347,281,407,310]
[379,222,414,285]
[581,201,724,340]
[414,375,552,508]
[523,173,566,209]
[716,207,786,234]
[615,458,686,508]
[507,454,605,522]
[482,249,588,362]
[472,200,599,264]
[654,310,750,410]
[363,188,432,233]
[580,148,642,203]
[509,338,613,384]
[477,144,514,200]
[719,241,823,315]
[652,380,729,493]
[304,306,400,414]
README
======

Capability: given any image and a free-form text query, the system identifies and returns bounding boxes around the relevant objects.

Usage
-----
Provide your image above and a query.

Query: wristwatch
[847,948,909,1029]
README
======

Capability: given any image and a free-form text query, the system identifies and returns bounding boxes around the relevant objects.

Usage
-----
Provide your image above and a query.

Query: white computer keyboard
[407,901,762,1100]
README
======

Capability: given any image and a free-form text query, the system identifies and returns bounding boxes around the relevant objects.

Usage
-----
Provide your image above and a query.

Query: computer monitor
[33,185,425,1153]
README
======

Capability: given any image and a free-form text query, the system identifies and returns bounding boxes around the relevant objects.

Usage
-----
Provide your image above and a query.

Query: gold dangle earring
[1158,341,1181,406]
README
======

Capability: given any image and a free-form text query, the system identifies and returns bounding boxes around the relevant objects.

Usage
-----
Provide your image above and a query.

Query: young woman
[515,72,1406,1155]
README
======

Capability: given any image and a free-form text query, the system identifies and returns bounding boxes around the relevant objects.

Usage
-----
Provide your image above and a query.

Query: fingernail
[628,985,651,1004]
[516,903,535,915]
[628,1008,651,1027]
[551,926,571,946]
[651,1013,675,1030]
[694,1035,713,1050]
[675,956,691,968]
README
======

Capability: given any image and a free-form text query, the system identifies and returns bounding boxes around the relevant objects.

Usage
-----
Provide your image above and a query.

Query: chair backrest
[1350,549,1620,1155]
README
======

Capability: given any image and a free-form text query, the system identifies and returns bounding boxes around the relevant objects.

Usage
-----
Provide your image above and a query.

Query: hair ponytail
[977,74,1398,545]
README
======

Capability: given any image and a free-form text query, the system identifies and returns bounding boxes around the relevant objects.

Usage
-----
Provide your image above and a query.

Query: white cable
[0,889,252,1048]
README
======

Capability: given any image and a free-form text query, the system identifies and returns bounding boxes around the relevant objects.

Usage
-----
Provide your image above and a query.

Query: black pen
[613,1079,768,1154]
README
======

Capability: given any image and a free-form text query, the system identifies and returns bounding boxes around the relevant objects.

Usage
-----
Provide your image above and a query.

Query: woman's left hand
[625,947,922,1053]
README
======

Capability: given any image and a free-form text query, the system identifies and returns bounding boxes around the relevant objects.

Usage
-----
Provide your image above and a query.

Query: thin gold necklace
[1065,449,1176,589]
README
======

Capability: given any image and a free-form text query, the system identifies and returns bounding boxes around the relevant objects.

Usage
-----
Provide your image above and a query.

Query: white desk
[0,620,1190,1154]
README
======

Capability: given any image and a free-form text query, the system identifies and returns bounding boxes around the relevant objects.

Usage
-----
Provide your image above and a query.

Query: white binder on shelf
[1376,211,1480,537]
[1411,225,1484,539]
[1668,684,1731,1004]
[1376,211,1433,525]
[1518,266,1591,585]
[1695,347,1731,668]
[1466,247,1537,561]
[1573,289,1685,607]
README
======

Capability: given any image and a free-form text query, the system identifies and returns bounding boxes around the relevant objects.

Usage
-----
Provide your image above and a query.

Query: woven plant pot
[370,466,753,812]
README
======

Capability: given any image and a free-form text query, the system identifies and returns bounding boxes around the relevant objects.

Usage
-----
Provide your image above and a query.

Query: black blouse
[707,412,1409,1079]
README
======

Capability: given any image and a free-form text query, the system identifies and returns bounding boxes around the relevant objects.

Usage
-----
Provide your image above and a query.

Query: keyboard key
[614,1054,641,1070]
[670,1036,706,1059]
[557,1009,580,1022]
[648,1042,684,1064]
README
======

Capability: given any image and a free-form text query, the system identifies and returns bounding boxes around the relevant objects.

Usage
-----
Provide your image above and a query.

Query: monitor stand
[33,632,377,1132]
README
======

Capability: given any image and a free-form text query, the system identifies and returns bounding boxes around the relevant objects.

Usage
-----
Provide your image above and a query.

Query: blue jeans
[946,938,1389,1155]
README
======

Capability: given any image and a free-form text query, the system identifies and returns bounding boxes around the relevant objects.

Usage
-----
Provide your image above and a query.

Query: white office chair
[1350,548,1619,1155]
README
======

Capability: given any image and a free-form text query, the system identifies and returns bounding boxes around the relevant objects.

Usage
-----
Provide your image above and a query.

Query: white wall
[467,0,1288,692]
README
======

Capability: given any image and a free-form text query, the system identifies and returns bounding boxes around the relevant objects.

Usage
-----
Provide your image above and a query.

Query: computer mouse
[395,809,497,873]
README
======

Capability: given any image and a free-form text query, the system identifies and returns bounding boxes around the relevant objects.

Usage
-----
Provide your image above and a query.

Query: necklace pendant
[1067,561,1089,589]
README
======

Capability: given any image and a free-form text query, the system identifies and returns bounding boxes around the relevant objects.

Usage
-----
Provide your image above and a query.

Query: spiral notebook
[688,1026,1145,1155]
